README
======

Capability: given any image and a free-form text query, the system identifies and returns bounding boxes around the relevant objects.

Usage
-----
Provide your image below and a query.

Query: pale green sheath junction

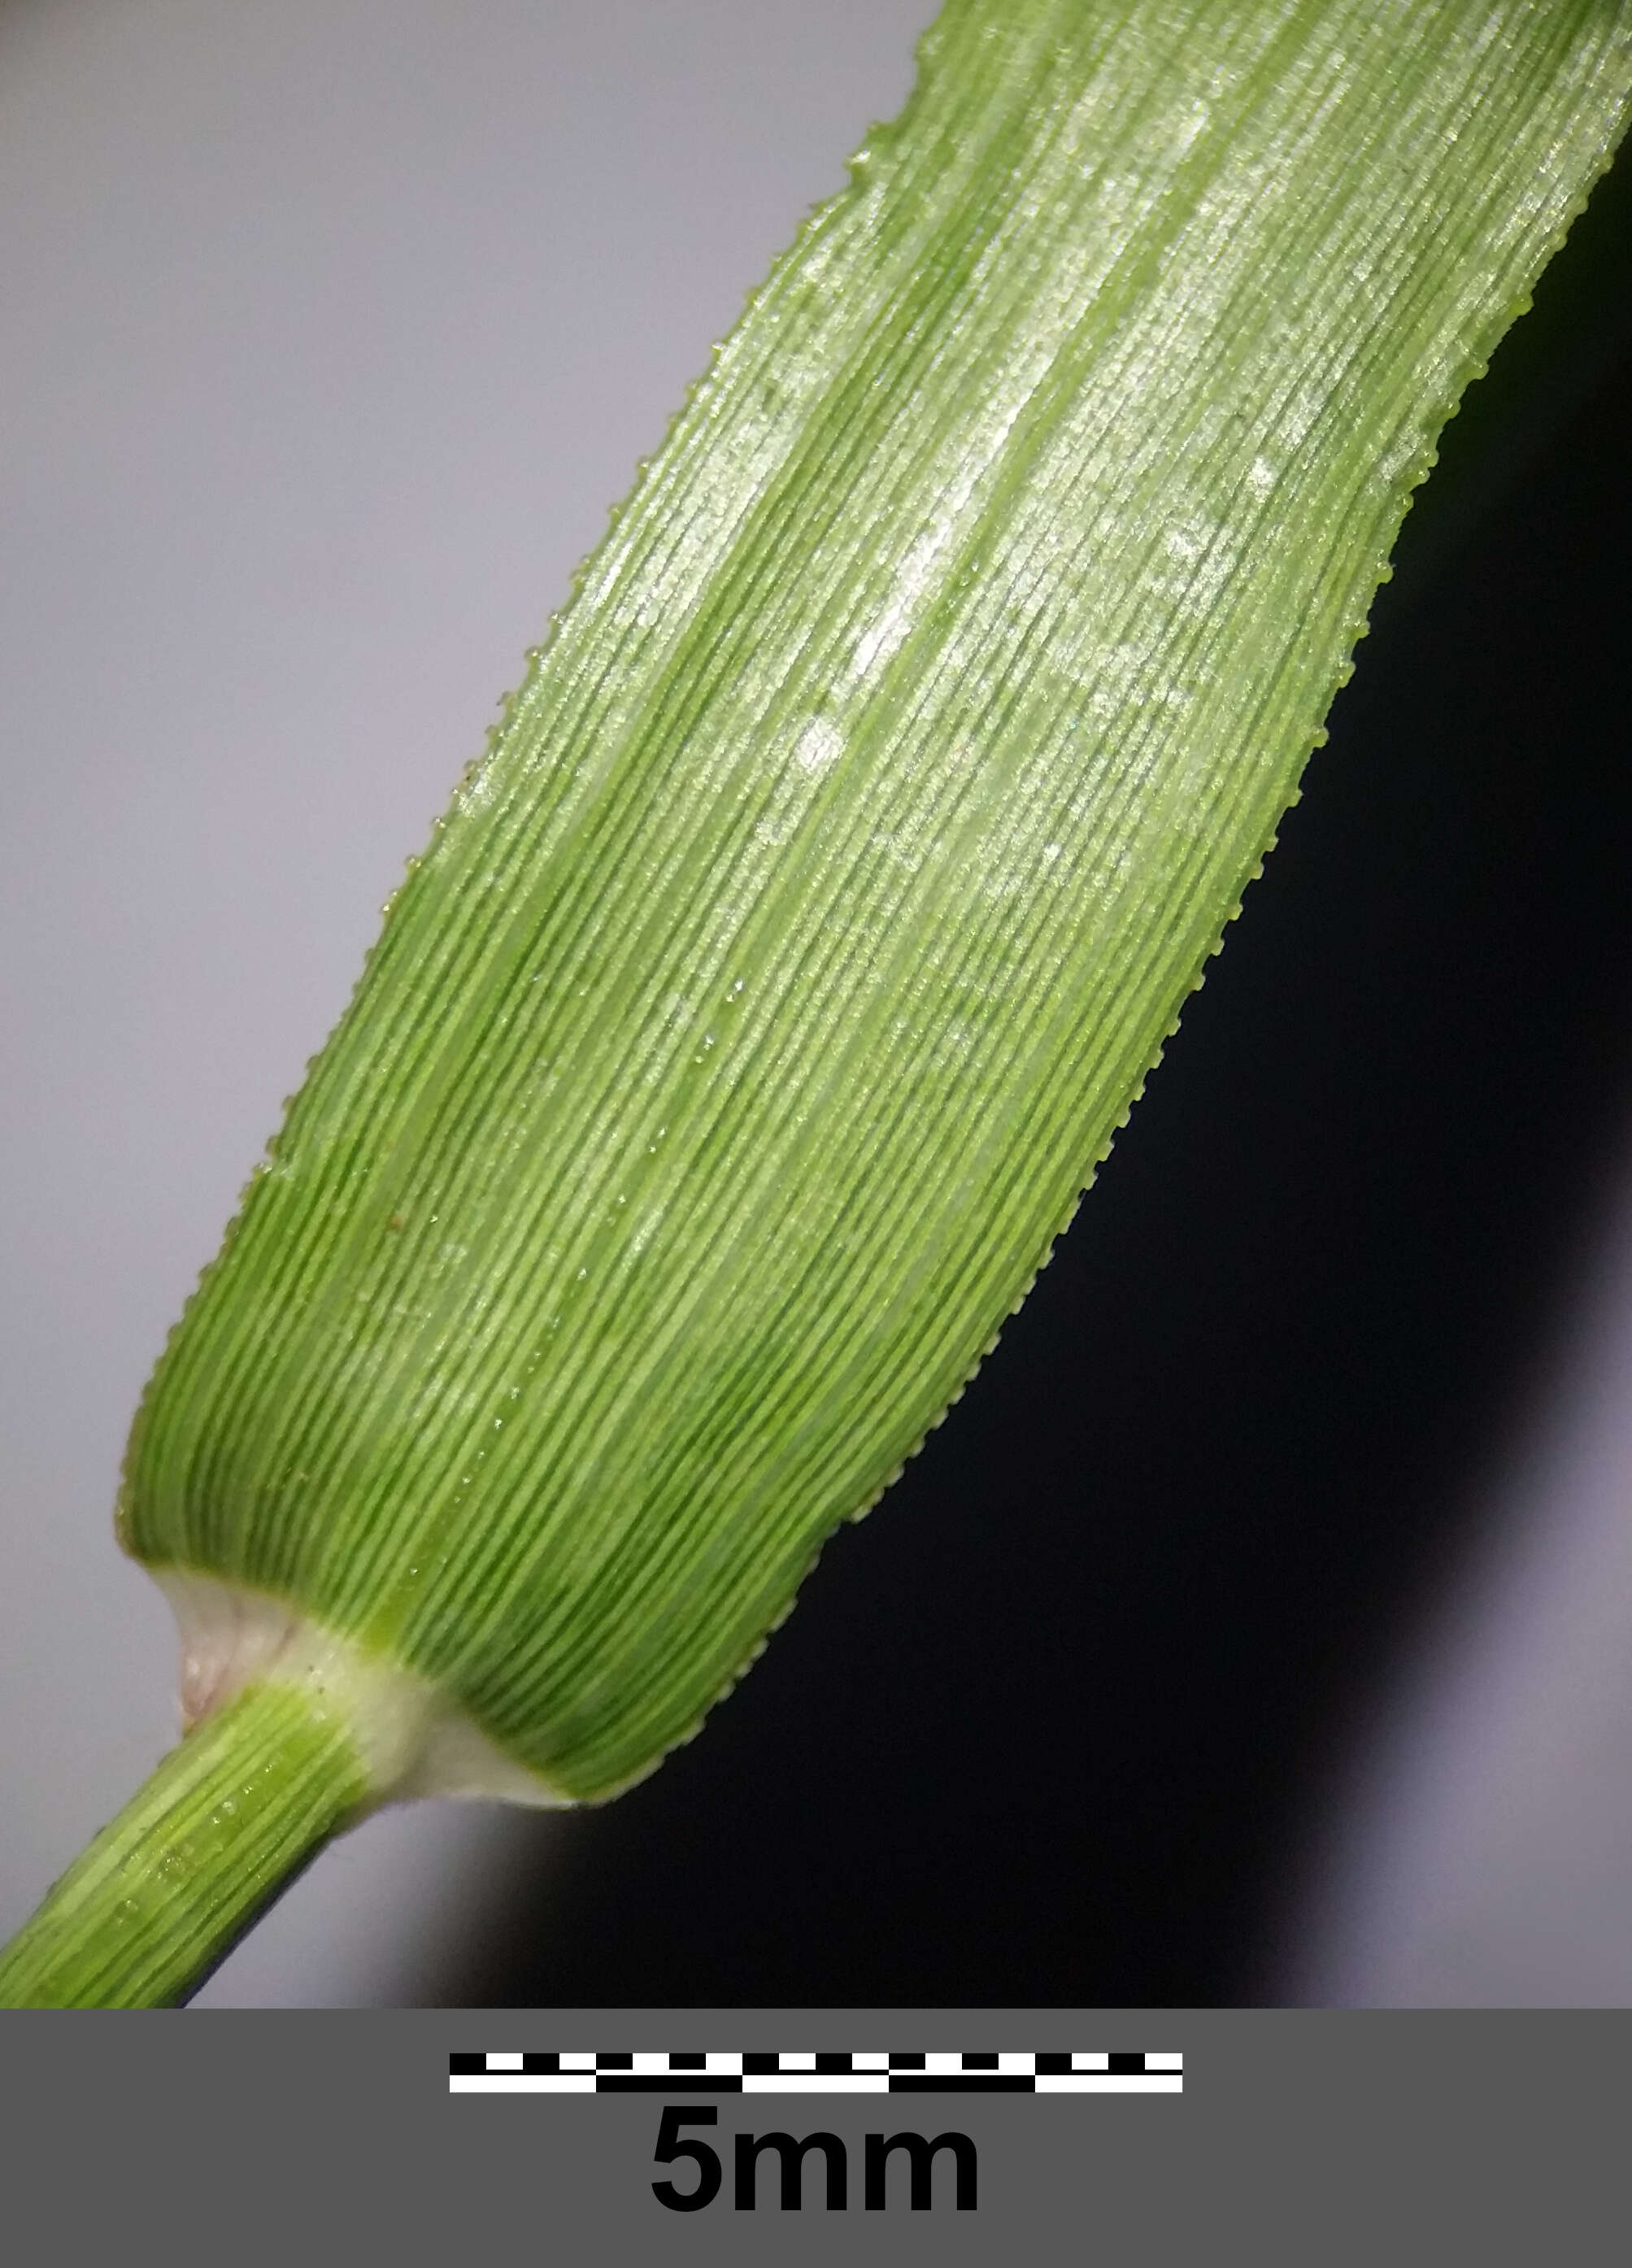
[3,0,1629,2005]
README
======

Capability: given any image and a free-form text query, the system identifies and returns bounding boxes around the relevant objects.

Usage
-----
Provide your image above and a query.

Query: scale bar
[450,2050,1182,2097]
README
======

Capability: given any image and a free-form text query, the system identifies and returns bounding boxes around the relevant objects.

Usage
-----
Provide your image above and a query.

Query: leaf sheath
[0,1685,367,2008]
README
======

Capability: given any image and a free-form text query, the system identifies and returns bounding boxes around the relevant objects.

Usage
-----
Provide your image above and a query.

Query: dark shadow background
[445,150,1632,2010]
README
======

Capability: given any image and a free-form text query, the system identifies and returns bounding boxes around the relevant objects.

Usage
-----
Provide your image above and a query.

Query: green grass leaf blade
[111,0,1631,1813]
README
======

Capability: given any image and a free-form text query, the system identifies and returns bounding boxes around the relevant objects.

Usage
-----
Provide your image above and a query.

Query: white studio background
[0,0,932,2008]
[7,0,1632,2010]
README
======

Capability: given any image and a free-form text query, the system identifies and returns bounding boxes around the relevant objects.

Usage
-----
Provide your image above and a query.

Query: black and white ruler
[450,2050,1182,2095]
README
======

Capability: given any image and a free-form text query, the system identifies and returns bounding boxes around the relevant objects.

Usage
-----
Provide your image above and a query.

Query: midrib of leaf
[102,0,1630,1821]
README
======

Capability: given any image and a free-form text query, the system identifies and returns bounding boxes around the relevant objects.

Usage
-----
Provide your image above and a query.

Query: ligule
[6,0,1629,2005]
